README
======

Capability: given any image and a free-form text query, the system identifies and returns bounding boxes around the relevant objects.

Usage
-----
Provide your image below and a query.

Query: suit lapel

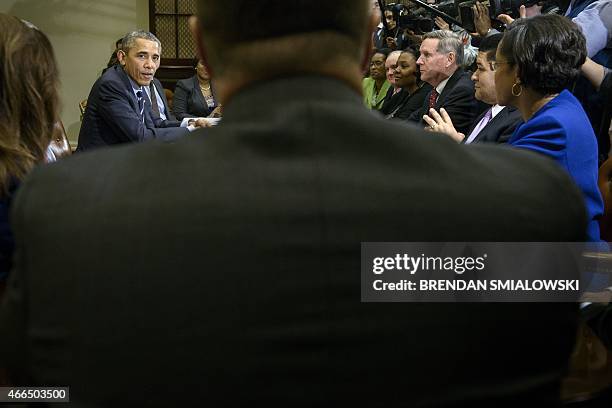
[461,106,490,144]
[114,65,141,114]
[192,76,207,112]
[435,68,464,110]
[470,107,510,144]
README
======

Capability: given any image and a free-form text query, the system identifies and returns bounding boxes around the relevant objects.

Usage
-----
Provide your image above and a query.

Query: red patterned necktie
[428,89,439,110]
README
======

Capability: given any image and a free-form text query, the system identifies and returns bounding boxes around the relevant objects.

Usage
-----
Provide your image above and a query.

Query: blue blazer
[173,75,218,120]
[509,90,604,242]
[77,65,188,152]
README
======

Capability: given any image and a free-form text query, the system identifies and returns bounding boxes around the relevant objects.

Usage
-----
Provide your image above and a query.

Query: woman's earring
[511,82,523,97]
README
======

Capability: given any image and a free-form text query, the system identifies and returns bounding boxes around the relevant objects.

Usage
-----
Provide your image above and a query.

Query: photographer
[381,5,408,50]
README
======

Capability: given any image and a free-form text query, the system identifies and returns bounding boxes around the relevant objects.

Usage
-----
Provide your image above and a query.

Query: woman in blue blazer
[173,60,220,120]
[495,14,604,242]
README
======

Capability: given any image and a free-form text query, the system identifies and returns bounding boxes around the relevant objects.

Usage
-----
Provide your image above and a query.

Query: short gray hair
[121,30,162,55]
[422,30,463,67]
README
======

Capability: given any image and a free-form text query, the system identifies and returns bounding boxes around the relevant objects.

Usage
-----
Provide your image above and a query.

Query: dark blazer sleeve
[98,77,188,143]
[394,84,432,120]
[173,79,193,121]
[174,78,208,120]
[495,108,522,144]
[407,96,428,124]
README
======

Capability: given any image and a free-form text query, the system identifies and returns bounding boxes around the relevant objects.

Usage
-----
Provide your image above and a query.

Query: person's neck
[516,89,560,121]
[198,77,210,87]
[405,81,419,95]
[212,62,364,105]
[429,67,456,89]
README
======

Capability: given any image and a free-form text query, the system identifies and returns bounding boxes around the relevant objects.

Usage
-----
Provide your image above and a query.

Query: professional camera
[458,0,561,33]
[489,0,543,18]
[395,0,458,34]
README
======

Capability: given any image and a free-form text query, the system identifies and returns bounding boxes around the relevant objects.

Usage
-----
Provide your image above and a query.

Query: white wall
[0,0,149,146]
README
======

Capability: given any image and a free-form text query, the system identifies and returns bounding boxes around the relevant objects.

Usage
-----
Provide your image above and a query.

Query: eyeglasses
[490,60,512,70]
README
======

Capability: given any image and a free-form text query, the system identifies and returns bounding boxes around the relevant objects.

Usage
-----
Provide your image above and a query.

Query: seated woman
[494,14,603,242]
[363,48,391,110]
[0,15,60,282]
[380,48,431,120]
[173,59,221,120]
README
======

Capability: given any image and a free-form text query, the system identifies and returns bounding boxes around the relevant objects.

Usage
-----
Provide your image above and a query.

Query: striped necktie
[136,89,145,123]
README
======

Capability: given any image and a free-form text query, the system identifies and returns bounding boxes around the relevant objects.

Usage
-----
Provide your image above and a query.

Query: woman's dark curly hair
[498,14,586,95]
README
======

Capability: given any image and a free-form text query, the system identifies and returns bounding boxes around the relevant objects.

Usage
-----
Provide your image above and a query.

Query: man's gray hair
[423,30,463,67]
[121,30,162,55]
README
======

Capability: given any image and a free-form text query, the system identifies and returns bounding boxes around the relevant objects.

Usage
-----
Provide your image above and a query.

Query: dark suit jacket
[173,75,218,120]
[390,83,432,120]
[408,68,478,135]
[463,105,523,144]
[76,65,188,152]
[0,76,586,407]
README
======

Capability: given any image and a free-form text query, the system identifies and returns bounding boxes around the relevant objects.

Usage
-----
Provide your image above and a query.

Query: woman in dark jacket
[380,48,431,120]
[173,59,221,120]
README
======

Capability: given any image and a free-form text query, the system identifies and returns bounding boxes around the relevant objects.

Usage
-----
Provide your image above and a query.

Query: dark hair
[373,48,391,59]
[478,33,503,62]
[0,14,60,195]
[197,0,369,76]
[498,14,586,95]
[121,30,162,55]
[384,5,400,23]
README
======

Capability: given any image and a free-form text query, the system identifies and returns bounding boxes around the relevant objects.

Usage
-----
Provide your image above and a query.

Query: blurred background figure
[173,59,221,120]
[0,14,60,285]
[103,37,123,74]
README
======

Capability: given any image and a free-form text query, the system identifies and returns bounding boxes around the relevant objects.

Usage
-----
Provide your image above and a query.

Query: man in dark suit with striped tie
[76,31,204,152]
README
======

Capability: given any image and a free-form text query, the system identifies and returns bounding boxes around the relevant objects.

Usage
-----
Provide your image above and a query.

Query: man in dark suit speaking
[0,1,587,406]
[76,31,206,152]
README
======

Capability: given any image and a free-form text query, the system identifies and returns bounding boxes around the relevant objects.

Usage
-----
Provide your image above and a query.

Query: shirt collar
[435,76,450,95]
[491,104,505,118]
[127,75,143,96]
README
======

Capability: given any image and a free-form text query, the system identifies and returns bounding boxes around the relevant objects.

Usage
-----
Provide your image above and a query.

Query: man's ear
[189,15,214,78]
[447,51,455,68]
[117,50,126,66]
[360,9,380,72]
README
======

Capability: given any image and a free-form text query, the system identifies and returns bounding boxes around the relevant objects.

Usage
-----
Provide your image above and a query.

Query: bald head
[385,50,402,85]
